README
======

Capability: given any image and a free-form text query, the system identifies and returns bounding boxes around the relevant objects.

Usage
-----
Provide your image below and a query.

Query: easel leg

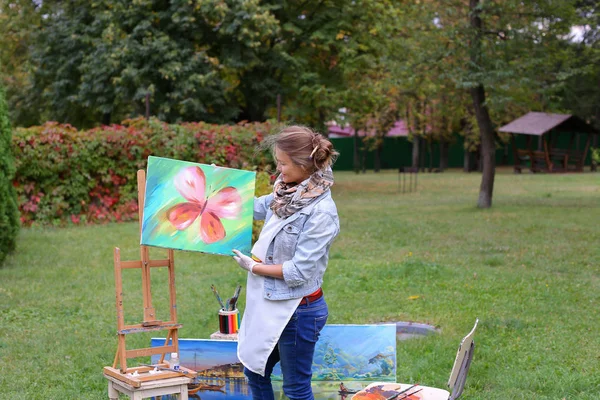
[179,384,189,400]
[107,380,119,400]
[159,330,173,364]
[118,334,127,372]
[112,343,120,369]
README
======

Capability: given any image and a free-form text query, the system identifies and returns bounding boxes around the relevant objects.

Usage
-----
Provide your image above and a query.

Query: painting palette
[141,156,255,255]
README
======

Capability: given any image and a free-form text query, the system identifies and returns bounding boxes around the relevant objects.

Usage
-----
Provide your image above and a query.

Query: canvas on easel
[103,169,197,389]
[141,156,255,256]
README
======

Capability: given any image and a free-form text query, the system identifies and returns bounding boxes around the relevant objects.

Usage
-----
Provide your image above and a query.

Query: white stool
[104,373,192,400]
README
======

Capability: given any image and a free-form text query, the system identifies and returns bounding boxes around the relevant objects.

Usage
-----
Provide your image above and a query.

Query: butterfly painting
[141,156,255,255]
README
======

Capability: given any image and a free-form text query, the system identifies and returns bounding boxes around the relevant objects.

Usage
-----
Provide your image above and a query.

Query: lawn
[1,168,599,399]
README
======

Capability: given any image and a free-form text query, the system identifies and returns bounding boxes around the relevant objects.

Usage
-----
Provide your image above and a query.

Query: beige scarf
[270,167,334,219]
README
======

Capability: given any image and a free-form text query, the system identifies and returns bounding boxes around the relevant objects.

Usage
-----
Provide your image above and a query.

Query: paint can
[170,352,180,371]
[218,309,240,334]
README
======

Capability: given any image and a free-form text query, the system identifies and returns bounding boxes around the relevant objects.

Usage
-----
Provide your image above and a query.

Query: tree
[400,0,580,207]
[468,0,496,208]
[383,1,473,173]
[334,1,403,172]
[18,0,282,127]
[0,84,19,265]
[0,0,45,126]
[556,1,600,130]
[267,0,366,132]
[467,1,579,207]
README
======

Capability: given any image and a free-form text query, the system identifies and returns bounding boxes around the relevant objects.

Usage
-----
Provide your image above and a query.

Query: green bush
[12,117,276,226]
[0,85,20,264]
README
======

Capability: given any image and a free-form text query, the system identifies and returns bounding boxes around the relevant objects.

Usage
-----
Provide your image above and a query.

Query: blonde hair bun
[262,125,338,173]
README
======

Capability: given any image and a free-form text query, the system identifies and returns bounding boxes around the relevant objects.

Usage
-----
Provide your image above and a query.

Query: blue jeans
[244,295,328,400]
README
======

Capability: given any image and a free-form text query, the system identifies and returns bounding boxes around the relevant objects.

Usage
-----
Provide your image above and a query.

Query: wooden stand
[104,372,191,400]
[103,170,196,395]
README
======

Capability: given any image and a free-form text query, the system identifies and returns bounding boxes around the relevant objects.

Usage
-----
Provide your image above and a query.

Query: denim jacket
[253,190,340,301]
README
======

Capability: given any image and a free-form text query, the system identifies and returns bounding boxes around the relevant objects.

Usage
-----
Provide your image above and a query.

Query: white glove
[232,250,258,274]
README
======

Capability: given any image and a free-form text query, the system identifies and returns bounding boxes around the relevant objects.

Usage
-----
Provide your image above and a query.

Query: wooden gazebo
[499,112,599,173]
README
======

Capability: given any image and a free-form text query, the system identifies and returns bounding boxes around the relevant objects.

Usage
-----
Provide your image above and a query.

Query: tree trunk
[411,136,420,169]
[411,103,421,169]
[471,85,495,208]
[374,140,382,173]
[317,109,326,137]
[592,135,598,172]
[353,130,360,174]
[593,89,599,171]
[428,140,434,172]
[470,0,496,208]
[464,148,471,172]
[420,137,426,172]
[439,138,448,171]
[361,147,367,174]
[145,93,150,120]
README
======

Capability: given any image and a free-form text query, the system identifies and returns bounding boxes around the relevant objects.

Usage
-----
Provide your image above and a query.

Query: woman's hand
[232,250,258,274]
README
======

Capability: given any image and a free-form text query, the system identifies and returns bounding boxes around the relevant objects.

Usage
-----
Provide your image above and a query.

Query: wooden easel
[103,170,197,388]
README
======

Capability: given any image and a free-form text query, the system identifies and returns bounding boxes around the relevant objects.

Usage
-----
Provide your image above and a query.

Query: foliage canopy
[0,84,19,264]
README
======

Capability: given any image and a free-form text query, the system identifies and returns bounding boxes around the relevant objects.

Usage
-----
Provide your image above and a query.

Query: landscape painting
[141,156,255,255]
[273,324,397,382]
[151,324,396,381]
[151,324,395,399]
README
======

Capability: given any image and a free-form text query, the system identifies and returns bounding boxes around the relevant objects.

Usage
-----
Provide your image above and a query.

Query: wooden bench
[548,148,584,172]
[516,149,550,173]
[516,147,586,173]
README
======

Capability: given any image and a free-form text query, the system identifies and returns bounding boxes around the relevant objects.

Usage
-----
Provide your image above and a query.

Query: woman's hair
[261,125,338,173]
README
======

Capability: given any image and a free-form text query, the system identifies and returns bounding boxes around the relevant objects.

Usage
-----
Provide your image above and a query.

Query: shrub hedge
[12,117,276,226]
[0,85,20,264]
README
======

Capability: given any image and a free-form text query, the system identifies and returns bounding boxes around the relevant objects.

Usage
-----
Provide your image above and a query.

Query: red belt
[299,288,323,306]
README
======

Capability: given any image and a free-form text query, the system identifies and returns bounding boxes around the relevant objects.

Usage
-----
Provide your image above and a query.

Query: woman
[232,125,340,400]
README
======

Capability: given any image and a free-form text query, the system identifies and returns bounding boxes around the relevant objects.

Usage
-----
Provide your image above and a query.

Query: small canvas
[141,156,255,255]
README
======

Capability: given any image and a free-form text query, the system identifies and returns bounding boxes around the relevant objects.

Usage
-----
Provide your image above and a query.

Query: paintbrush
[397,388,422,399]
[210,284,226,310]
[229,285,242,310]
[385,385,418,400]
[233,284,242,299]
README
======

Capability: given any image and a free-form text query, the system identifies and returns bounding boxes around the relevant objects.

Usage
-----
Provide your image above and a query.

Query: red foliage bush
[12,118,274,226]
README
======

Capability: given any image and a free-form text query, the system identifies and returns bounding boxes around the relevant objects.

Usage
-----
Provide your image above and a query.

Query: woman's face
[275,147,310,184]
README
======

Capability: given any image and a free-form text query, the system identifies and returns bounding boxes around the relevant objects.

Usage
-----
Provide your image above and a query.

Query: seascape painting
[141,156,255,255]
[151,323,396,379]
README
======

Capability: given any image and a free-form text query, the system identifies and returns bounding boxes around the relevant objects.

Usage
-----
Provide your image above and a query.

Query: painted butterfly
[166,166,242,243]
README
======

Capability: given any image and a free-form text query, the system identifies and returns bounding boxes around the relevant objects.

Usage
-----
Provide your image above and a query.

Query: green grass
[1,168,599,399]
